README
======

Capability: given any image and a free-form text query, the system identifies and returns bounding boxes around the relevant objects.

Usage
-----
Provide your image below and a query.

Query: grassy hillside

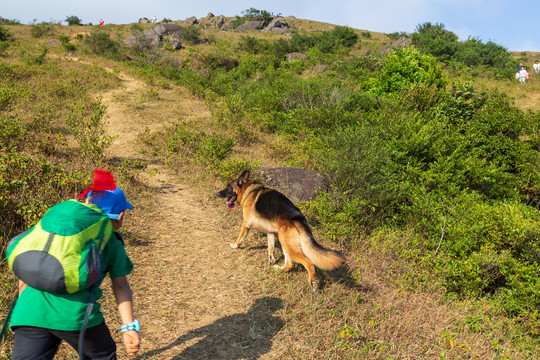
[1,15,540,359]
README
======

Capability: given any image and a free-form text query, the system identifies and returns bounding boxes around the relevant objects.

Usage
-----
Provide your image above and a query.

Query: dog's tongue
[226,196,235,210]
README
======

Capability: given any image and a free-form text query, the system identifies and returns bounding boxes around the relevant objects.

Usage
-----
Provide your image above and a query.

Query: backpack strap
[77,218,108,359]
[43,232,55,252]
[0,293,19,344]
[77,287,97,360]
[96,218,109,252]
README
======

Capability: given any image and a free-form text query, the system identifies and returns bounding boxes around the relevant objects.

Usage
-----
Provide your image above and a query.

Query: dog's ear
[238,170,250,186]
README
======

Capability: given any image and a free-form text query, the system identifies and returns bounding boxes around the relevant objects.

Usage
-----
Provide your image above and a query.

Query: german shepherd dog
[217,170,345,290]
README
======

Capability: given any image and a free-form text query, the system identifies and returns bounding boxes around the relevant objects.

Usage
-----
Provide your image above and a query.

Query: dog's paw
[273,264,281,271]
[268,255,276,264]
[310,280,319,292]
[229,243,239,249]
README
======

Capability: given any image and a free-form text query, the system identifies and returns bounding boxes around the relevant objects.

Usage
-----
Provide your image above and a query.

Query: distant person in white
[518,66,528,84]
[533,61,540,75]
[152,16,156,23]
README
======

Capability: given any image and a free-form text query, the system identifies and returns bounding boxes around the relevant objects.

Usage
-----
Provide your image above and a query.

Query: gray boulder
[380,37,412,54]
[286,52,306,62]
[312,65,327,74]
[270,27,288,34]
[236,20,263,32]
[264,17,288,32]
[154,23,182,35]
[254,167,328,203]
[124,29,161,49]
[163,32,183,50]
[215,15,225,28]
[143,30,161,46]
[185,16,197,25]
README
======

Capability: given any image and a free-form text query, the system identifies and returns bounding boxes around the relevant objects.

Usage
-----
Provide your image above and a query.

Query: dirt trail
[97,70,280,359]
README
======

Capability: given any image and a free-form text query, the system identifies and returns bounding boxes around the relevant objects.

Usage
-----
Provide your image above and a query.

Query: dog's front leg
[267,233,276,264]
[230,222,250,249]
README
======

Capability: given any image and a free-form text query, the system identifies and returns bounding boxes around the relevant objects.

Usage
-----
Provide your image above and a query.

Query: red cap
[77,169,117,199]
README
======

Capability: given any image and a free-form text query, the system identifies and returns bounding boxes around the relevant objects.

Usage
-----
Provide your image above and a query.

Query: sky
[2,0,538,52]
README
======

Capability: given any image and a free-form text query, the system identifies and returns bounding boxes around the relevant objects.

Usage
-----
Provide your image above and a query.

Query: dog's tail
[298,222,346,270]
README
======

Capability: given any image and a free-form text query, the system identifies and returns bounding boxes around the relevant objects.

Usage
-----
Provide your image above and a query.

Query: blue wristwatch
[120,319,140,333]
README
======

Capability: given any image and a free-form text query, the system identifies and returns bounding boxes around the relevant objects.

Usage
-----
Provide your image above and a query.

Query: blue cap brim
[89,188,133,219]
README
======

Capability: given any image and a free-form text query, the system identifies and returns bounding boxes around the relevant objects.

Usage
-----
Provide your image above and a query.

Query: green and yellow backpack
[6,199,114,294]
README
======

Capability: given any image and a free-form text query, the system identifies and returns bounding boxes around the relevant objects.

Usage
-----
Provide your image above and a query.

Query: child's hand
[123,330,140,356]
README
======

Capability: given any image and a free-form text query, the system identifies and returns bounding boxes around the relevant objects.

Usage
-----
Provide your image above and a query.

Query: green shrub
[238,36,263,54]
[0,117,86,242]
[453,38,514,78]
[30,22,54,38]
[58,35,70,44]
[23,46,48,65]
[411,22,515,79]
[387,32,409,41]
[0,152,85,245]
[181,25,202,45]
[288,26,358,54]
[65,16,82,26]
[130,23,144,34]
[62,43,77,52]
[84,32,120,57]
[230,16,245,29]
[271,38,292,59]
[0,18,20,25]
[364,46,447,95]
[139,120,237,174]
[0,87,18,111]
[325,26,359,48]
[65,101,114,164]
[0,24,13,41]
[239,8,274,27]
[411,22,458,62]
[0,41,10,56]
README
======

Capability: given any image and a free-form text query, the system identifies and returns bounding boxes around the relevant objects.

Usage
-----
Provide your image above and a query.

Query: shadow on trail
[133,297,284,360]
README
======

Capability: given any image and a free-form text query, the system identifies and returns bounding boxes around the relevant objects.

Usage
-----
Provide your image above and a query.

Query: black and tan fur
[217,170,345,290]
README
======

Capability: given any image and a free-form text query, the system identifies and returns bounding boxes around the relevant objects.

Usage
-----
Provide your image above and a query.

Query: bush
[181,25,202,45]
[271,38,292,59]
[239,8,274,27]
[287,26,359,54]
[364,46,447,95]
[63,43,77,52]
[324,26,359,48]
[65,16,82,26]
[411,22,458,62]
[84,32,120,58]
[238,36,263,54]
[0,117,85,242]
[0,24,13,42]
[30,22,54,38]
[65,101,114,164]
[411,22,515,79]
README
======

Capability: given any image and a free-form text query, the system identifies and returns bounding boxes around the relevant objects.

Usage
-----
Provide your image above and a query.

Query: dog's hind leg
[274,250,293,272]
[230,221,250,249]
[295,257,317,291]
[267,233,276,264]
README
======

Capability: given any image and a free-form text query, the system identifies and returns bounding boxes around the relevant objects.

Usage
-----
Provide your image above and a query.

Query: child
[9,170,140,360]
